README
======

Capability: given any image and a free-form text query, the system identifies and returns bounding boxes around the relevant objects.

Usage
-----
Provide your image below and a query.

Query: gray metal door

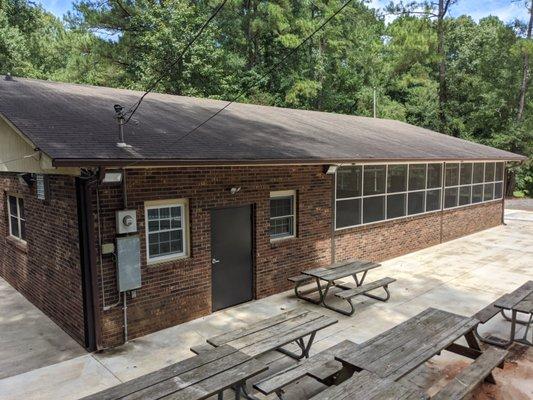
[211,205,253,311]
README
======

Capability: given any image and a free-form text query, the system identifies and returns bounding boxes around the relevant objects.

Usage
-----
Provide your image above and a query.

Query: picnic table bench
[289,259,395,316]
[191,309,337,360]
[432,346,508,400]
[81,344,267,400]
[254,340,357,399]
[474,280,533,347]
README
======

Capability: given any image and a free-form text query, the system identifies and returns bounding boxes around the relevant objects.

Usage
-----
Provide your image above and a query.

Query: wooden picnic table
[334,308,487,381]
[296,259,395,315]
[255,308,507,400]
[192,309,337,360]
[475,280,533,347]
[81,344,267,400]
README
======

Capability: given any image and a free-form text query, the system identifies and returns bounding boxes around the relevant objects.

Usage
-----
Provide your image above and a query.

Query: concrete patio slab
[0,208,532,399]
[0,277,86,380]
[0,354,120,400]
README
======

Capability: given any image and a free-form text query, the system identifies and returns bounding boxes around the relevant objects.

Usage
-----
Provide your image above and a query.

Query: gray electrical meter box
[116,236,141,292]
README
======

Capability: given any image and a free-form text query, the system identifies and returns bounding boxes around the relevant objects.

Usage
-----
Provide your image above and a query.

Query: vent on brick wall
[36,174,46,200]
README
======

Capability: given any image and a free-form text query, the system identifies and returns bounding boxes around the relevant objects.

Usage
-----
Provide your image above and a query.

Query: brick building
[0,77,526,350]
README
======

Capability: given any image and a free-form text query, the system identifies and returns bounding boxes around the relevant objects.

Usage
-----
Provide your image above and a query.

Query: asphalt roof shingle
[0,76,525,166]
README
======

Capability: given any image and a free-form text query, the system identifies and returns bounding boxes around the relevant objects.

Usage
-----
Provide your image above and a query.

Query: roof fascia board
[52,156,527,168]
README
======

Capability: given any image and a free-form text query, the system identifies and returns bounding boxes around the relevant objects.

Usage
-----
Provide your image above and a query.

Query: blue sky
[41,0,528,23]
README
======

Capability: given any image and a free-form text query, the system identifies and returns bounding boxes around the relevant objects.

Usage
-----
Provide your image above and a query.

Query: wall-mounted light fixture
[230,187,241,195]
[102,171,123,184]
[18,173,34,187]
[325,165,339,175]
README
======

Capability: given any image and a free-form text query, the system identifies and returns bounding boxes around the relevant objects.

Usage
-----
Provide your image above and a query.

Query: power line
[122,0,229,124]
[0,153,39,167]
[123,0,356,167]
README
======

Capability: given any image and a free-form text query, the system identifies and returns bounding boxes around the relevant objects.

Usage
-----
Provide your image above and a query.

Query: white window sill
[6,235,28,252]
[147,253,189,266]
[270,235,296,243]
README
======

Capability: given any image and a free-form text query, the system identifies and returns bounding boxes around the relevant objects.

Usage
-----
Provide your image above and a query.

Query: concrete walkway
[0,278,86,380]
[0,209,532,399]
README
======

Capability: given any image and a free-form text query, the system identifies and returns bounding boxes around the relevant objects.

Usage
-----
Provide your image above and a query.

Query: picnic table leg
[277,332,317,360]
[464,330,497,384]
[501,309,532,325]
[321,281,356,316]
[516,312,533,346]
[294,279,322,305]
[353,270,368,287]
[234,382,259,400]
[474,309,517,348]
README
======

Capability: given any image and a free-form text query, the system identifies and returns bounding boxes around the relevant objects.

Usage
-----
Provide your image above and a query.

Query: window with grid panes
[145,200,187,262]
[7,195,25,241]
[270,191,296,239]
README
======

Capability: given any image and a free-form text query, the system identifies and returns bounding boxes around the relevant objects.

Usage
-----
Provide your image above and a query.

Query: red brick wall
[95,166,332,347]
[0,173,85,345]
[335,201,503,263]
[94,166,503,348]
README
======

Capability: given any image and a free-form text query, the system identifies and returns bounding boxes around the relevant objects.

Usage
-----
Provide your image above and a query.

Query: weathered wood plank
[472,301,501,324]
[317,261,377,281]
[121,351,252,400]
[207,309,308,347]
[385,318,479,381]
[223,311,325,351]
[308,370,428,400]
[254,340,358,395]
[302,260,354,277]
[335,277,395,300]
[335,308,442,368]
[514,293,533,314]
[336,309,478,381]
[353,312,461,376]
[320,261,379,280]
[240,315,338,358]
[190,343,215,355]
[304,260,379,281]
[160,358,267,400]
[494,281,533,310]
[432,347,508,400]
[288,274,313,283]
[81,345,240,400]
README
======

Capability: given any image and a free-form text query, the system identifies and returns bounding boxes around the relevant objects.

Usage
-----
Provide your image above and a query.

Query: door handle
[212,258,220,265]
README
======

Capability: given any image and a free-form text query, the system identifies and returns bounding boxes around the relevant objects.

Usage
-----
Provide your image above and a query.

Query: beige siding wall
[0,115,79,175]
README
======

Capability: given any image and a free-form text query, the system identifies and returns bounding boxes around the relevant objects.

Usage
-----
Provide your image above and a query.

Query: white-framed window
[335,162,443,229]
[7,195,26,241]
[145,199,188,263]
[270,190,296,240]
[444,161,505,209]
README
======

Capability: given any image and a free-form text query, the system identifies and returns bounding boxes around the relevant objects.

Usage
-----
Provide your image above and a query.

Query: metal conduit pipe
[97,180,122,311]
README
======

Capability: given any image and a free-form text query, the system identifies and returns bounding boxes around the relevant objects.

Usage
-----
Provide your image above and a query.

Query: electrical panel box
[116,236,141,292]
[116,209,137,234]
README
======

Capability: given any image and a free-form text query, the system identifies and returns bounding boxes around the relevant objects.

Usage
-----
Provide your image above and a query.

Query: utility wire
[0,153,40,166]
[123,0,356,167]
[123,0,229,124]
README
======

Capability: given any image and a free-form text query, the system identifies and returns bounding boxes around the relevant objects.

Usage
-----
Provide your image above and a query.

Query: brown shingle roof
[0,76,526,166]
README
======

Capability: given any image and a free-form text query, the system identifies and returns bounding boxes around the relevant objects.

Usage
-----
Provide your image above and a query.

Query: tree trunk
[517,0,533,121]
[437,0,449,135]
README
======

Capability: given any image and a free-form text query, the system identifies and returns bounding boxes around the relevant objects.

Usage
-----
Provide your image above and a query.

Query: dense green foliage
[0,0,531,193]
